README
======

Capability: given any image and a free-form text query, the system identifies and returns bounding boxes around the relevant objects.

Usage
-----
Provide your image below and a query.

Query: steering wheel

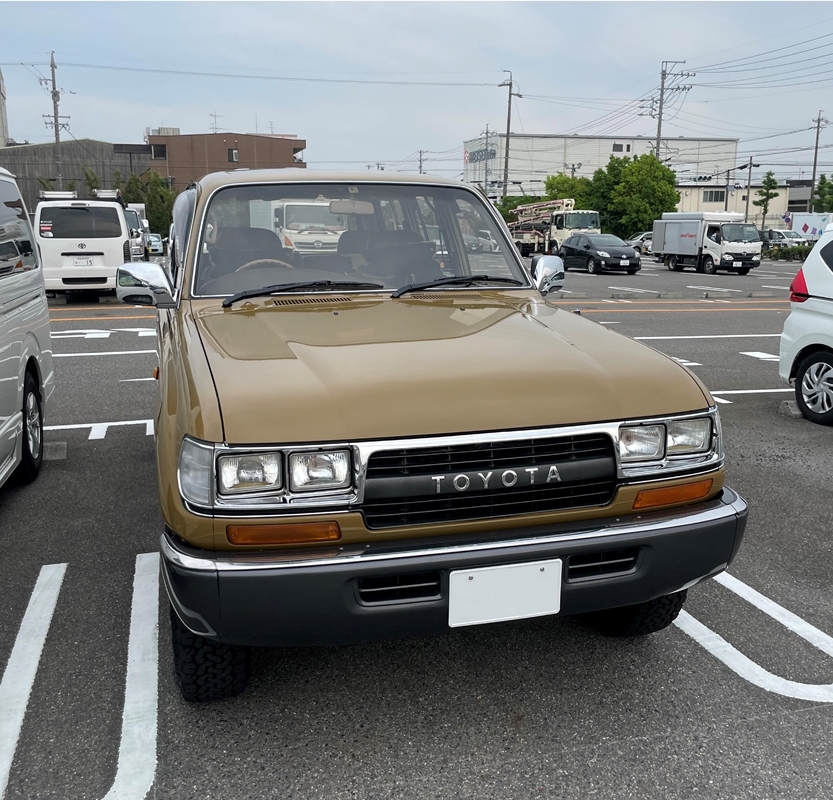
[235,258,295,272]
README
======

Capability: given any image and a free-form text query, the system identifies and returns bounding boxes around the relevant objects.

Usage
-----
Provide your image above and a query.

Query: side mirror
[533,255,565,297]
[116,262,175,307]
[130,228,141,239]
[583,243,591,249]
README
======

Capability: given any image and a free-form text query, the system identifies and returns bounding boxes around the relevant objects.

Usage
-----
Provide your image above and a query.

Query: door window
[0,178,38,279]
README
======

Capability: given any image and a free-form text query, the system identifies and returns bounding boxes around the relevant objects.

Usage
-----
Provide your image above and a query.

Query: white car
[779,223,833,424]
[0,168,54,489]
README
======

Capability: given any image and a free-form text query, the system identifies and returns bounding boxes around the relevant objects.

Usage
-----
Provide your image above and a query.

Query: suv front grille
[362,433,617,529]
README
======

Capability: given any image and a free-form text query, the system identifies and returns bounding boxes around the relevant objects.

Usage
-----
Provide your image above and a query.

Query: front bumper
[721,255,760,268]
[162,487,748,647]
[599,257,640,270]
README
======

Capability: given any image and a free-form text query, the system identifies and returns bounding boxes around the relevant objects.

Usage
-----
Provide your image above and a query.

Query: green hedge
[768,245,812,261]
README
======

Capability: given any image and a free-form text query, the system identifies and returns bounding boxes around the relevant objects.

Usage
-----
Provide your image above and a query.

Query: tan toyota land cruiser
[116,170,748,702]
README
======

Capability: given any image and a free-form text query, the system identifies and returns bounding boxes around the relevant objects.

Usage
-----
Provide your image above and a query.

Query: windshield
[782,230,803,239]
[721,223,760,243]
[562,211,600,229]
[124,209,141,231]
[194,183,527,296]
[587,234,627,247]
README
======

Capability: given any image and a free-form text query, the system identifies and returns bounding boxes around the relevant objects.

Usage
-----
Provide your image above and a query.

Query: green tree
[813,174,833,212]
[606,155,679,238]
[112,170,124,193]
[122,173,145,204]
[752,171,779,225]
[66,180,76,192]
[82,167,100,197]
[143,171,177,234]
[586,156,631,233]
[36,175,52,192]
[544,173,593,208]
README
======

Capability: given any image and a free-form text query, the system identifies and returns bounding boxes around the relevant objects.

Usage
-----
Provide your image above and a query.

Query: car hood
[596,246,636,257]
[191,293,709,444]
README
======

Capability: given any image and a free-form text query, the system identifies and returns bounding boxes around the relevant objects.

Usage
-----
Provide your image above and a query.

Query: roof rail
[92,189,120,199]
[39,190,77,199]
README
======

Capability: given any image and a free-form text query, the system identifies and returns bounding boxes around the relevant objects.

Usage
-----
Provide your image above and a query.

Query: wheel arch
[791,343,833,381]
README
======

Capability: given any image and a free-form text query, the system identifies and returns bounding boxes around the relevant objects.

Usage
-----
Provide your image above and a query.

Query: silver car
[0,168,54,489]
[626,231,653,254]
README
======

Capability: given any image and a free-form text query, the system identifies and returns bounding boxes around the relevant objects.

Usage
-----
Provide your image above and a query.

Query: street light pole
[744,157,753,223]
[810,110,828,212]
[500,70,522,200]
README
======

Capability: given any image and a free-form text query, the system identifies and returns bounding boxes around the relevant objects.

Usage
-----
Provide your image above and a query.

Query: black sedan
[559,233,640,274]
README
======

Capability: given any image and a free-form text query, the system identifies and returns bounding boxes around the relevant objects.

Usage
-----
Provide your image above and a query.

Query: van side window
[0,178,38,278]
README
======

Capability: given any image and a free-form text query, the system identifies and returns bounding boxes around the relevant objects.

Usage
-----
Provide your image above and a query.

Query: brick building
[144,129,306,189]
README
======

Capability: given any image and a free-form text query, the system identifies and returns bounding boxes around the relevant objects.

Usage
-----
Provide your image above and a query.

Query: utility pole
[810,110,828,212]
[724,168,732,212]
[742,157,761,223]
[418,150,424,174]
[648,61,694,162]
[564,162,582,178]
[40,52,69,190]
[500,70,522,199]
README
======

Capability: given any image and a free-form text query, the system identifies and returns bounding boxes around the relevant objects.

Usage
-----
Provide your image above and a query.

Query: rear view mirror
[116,262,175,307]
[329,199,374,215]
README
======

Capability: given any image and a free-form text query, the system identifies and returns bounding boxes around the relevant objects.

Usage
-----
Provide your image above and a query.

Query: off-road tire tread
[589,590,687,637]
[170,605,251,702]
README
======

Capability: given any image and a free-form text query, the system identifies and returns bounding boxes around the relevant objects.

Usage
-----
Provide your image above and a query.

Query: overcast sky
[2,2,832,182]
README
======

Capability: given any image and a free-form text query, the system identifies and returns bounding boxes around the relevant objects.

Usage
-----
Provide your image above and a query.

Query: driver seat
[209,227,284,272]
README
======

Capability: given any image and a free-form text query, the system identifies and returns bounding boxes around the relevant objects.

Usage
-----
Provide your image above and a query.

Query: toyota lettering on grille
[430,466,561,494]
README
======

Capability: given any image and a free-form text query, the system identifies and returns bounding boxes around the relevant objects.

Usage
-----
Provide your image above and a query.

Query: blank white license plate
[448,559,562,627]
[620,258,630,265]
[73,257,93,266]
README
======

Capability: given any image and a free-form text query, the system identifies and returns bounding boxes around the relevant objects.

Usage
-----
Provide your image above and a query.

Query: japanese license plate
[620,258,630,266]
[448,559,562,627]
[73,257,93,267]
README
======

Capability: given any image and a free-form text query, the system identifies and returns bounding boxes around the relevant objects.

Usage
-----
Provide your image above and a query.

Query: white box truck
[652,212,762,275]
[790,212,832,242]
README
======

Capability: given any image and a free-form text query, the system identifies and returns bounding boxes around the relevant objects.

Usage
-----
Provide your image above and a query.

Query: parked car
[115,169,746,702]
[0,168,54,490]
[462,234,482,253]
[626,231,653,254]
[146,233,164,256]
[763,229,809,249]
[560,233,640,274]
[477,229,500,252]
[779,223,833,424]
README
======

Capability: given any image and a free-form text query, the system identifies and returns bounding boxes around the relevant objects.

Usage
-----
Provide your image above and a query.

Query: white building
[462,133,738,199]
[676,180,789,228]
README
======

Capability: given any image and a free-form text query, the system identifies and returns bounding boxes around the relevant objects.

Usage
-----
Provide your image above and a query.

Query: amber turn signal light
[152,367,159,380]
[227,521,341,545]
[632,479,713,510]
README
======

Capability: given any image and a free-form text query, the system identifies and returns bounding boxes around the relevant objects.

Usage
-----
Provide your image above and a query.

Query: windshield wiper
[222,281,384,308]
[391,275,523,299]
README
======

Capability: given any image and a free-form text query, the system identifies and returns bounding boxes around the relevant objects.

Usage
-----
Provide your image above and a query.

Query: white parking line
[607,286,657,294]
[687,285,743,293]
[672,357,702,367]
[676,571,833,702]
[740,351,779,362]
[119,378,156,383]
[761,285,791,290]
[635,334,780,341]
[713,396,733,404]
[45,419,154,439]
[101,553,159,800]
[52,351,156,359]
[0,564,67,798]
[711,388,791,395]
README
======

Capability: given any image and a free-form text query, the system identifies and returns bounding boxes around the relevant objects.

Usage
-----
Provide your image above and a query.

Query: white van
[0,168,54,489]
[34,191,132,293]
[779,222,833,425]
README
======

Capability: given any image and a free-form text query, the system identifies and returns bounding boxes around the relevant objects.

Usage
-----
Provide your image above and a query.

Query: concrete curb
[748,292,775,298]
[779,400,803,419]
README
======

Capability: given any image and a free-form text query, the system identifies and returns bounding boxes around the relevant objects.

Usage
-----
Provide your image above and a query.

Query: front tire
[795,352,833,425]
[702,256,717,275]
[170,605,251,702]
[15,372,43,483]
[587,256,599,274]
[587,591,687,637]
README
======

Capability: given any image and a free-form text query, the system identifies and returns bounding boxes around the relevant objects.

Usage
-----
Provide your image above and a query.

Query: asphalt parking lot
[3,257,833,799]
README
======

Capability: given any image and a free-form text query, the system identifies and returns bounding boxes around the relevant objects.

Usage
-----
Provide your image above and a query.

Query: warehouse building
[462,133,739,198]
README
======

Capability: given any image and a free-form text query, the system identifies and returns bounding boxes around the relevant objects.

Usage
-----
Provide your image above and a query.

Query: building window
[626,144,631,152]
[612,143,624,153]
[151,144,167,160]
[703,190,726,203]
[228,149,239,163]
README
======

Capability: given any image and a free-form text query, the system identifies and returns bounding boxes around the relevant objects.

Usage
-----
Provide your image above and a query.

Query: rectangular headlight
[619,424,665,462]
[218,452,282,494]
[667,419,712,455]
[289,450,351,492]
